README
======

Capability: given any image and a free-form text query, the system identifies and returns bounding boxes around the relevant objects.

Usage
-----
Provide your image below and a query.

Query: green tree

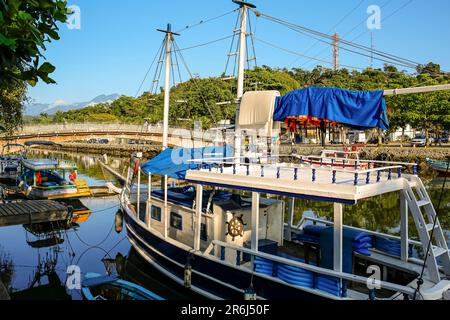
[0,0,68,134]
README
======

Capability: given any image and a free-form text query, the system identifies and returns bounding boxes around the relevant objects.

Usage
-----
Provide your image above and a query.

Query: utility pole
[157,24,179,151]
[232,0,256,163]
[332,32,339,71]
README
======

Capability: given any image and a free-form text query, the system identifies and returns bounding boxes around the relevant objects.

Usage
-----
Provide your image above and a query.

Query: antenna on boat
[157,24,180,151]
[232,0,256,164]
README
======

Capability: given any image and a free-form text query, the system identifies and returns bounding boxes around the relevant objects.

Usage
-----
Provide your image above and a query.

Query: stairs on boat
[74,179,92,197]
[403,176,450,283]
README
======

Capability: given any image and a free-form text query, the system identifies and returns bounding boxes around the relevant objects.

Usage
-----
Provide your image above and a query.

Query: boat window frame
[200,222,207,241]
[170,212,183,231]
[150,205,162,222]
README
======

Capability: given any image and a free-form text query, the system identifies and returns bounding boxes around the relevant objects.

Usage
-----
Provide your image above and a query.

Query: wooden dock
[0,279,10,300]
[0,200,69,228]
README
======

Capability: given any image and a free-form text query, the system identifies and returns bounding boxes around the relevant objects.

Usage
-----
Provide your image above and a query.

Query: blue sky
[28,0,450,104]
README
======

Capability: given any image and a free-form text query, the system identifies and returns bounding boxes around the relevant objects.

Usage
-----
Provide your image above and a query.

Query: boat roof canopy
[141,145,234,179]
[21,158,77,171]
[2,143,25,149]
[24,141,62,147]
[273,87,389,130]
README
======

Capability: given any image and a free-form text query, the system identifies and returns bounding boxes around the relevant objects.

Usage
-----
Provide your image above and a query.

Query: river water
[0,149,448,300]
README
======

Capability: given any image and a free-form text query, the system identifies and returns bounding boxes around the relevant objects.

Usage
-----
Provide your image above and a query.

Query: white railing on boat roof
[203,240,416,299]
[188,156,417,186]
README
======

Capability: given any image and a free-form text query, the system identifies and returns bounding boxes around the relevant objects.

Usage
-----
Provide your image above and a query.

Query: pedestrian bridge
[2,123,224,149]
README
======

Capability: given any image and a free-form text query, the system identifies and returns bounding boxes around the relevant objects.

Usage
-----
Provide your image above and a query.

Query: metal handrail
[206,240,416,297]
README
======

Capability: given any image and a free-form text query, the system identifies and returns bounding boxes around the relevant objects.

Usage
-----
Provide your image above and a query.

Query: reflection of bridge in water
[2,123,221,149]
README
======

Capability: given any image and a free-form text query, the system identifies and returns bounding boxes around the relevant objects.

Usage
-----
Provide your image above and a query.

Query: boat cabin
[18,159,89,200]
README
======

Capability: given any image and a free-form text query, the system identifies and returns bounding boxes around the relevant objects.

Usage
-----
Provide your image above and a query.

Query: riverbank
[281,145,449,163]
[43,142,162,158]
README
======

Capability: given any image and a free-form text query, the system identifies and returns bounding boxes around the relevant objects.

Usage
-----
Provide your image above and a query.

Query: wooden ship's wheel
[226,213,246,241]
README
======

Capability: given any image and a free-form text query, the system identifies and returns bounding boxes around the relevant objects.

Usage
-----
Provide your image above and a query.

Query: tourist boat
[119,1,450,300]
[426,158,450,176]
[17,158,91,200]
[81,273,164,300]
[0,143,27,182]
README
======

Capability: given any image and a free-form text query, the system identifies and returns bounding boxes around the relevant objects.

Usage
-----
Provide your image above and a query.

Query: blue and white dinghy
[81,273,164,301]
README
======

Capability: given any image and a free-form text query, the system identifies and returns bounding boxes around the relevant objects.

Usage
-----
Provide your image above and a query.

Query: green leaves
[0,0,68,87]
[0,33,16,49]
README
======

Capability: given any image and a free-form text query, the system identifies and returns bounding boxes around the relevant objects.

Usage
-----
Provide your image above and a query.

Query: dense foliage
[0,0,68,133]
[32,64,450,135]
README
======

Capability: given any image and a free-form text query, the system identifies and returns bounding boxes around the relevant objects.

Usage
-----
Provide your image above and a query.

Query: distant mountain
[25,93,121,116]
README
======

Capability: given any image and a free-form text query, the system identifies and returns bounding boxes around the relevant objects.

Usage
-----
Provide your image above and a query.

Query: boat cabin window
[151,206,162,222]
[200,223,207,241]
[170,212,182,230]
[139,206,146,223]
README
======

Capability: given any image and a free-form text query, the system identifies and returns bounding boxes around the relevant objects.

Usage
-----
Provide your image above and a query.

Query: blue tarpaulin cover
[141,145,234,179]
[273,87,389,130]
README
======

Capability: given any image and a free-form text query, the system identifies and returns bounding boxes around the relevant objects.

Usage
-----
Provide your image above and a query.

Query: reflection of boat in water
[61,199,93,223]
[0,143,26,183]
[426,158,450,176]
[18,158,91,200]
[81,273,164,300]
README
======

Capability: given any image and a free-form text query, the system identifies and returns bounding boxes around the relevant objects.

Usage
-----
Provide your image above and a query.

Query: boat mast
[233,0,256,162]
[157,24,179,150]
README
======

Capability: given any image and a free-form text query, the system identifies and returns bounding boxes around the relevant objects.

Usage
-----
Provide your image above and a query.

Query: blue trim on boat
[82,272,164,301]
[185,180,357,205]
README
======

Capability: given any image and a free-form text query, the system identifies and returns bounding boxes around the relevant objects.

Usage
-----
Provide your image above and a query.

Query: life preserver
[133,160,140,175]
[36,171,42,186]
[69,171,77,182]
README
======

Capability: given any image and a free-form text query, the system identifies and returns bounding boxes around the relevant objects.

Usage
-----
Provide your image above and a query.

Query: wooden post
[400,191,409,262]
[286,197,295,241]
[333,203,343,272]
[164,175,168,238]
[194,184,203,251]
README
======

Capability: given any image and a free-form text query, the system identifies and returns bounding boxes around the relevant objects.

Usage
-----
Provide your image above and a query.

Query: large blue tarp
[141,145,234,179]
[273,87,389,130]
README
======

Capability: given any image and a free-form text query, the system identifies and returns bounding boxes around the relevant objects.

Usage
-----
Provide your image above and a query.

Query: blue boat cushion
[373,236,412,257]
[319,227,373,274]
[315,275,344,297]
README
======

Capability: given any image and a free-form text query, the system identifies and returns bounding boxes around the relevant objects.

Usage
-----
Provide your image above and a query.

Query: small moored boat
[0,143,27,182]
[426,158,450,176]
[18,158,91,200]
[81,273,164,301]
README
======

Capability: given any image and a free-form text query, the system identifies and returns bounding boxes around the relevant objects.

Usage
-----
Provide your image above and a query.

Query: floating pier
[0,200,69,228]
[0,280,10,300]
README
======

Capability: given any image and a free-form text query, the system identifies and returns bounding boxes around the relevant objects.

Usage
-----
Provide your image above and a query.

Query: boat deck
[186,161,414,204]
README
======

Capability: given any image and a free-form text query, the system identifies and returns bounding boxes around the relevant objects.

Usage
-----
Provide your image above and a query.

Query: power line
[255,37,365,71]
[298,0,393,69]
[257,11,421,69]
[291,0,366,64]
[350,0,414,42]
